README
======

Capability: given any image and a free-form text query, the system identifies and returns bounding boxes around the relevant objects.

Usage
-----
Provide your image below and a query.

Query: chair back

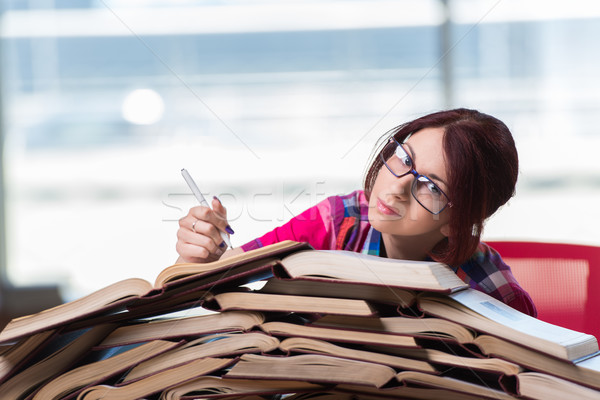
[487,241,600,340]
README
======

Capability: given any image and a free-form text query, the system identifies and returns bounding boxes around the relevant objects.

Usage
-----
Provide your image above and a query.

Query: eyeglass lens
[382,140,448,214]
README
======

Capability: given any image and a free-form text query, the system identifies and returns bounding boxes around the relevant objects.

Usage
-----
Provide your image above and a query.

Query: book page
[156,240,308,286]
[577,352,600,370]
[280,250,467,291]
[449,289,598,350]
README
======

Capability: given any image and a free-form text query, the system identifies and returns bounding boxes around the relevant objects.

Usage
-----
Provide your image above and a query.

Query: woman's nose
[388,172,414,199]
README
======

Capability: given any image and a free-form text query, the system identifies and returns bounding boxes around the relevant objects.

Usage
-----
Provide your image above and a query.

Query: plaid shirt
[242,190,537,317]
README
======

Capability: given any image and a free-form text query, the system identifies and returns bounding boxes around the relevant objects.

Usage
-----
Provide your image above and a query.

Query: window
[1,0,599,298]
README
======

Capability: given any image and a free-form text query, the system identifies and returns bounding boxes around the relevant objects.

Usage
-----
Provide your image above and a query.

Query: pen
[181,168,233,249]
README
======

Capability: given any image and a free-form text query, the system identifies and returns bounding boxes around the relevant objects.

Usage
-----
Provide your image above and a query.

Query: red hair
[364,109,518,266]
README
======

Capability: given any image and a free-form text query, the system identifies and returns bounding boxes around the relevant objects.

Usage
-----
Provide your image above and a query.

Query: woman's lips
[377,198,401,216]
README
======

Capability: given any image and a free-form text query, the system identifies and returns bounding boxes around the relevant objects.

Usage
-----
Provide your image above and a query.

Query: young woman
[175,108,537,317]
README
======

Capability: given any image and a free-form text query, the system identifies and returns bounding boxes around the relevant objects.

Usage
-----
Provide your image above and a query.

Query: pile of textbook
[1,241,600,400]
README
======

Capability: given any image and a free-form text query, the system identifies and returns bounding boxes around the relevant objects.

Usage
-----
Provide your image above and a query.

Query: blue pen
[181,168,233,249]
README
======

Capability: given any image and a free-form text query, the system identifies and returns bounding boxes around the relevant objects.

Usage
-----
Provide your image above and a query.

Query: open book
[277,336,436,373]
[472,334,600,391]
[225,353,397,388]
[97,310,264,348]
[151,376,326,399]
[369,344,522,378]
[122,331,280,382]
[312,314,475,344]
[395,370,515,400]
[260,321,418,349]
[418,289,599,361]
[259,278,415,308]
[0,324,117,400]
[503,371,600,400]
[332,384,490,400]
[29,340,181,400]
[0,241,309,344]
[202,291,378,317]
[274,250,469,293]
[76,357,235,400]
[0,329,56,384]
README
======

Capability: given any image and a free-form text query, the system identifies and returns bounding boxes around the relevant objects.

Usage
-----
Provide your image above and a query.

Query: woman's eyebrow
[404,142,448,187]
[428,173,448,187]
[404,142,416,159]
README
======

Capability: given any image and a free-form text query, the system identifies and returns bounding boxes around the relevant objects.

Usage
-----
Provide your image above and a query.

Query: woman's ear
[440,223,450,237]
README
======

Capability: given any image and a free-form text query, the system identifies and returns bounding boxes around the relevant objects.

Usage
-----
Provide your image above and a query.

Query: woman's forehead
[404,127,448,179]
[404,127,446,159]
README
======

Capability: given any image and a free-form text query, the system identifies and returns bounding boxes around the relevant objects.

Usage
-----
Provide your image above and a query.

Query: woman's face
[368,126,451,240]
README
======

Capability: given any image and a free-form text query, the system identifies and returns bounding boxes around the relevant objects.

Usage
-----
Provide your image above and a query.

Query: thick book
[225,353,397,388]
[473,334,600,391]
[260,320,418,349]
[122,331,280,382]
[282,393,355,400]
[278,336,436,373]
[0,324,116,400]
[0,329,56,384]
[312,314,476,344]
[98,310,264,348]
[418,289,599,361]
[0,241,308,344]
[334,384,490,400]
[503,371,600,400]
[0,279,151,345]
[369,344,522,378]
[202,290,378,317]
[153,241,311,287]
[76,357,235,400]
[395,370,516,400]
[259,278,416,308]
[274,250,469,293]
[158,376,327,399]
[30,340,181,400]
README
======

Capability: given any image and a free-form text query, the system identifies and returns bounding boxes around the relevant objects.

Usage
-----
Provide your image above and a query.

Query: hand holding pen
[176,168,235,263]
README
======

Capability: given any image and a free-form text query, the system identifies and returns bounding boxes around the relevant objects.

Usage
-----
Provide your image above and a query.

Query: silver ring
[192,220,199,233]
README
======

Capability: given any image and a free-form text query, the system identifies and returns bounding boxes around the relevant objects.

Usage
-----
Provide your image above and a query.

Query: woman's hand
[176,196,233,263]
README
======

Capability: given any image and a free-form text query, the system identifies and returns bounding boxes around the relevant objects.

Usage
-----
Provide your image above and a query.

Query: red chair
[486,241,600,340]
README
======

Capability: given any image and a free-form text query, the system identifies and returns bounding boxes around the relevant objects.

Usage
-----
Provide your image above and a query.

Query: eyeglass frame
[380,137,452,215]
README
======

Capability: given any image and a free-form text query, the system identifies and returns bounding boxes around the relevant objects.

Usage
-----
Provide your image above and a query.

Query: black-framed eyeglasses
[380,137,451,215]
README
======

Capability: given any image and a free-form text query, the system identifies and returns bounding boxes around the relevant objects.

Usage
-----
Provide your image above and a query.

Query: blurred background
[1,0,599,313]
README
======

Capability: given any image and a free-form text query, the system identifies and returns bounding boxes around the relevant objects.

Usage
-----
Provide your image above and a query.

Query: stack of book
[1,241,599,399]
